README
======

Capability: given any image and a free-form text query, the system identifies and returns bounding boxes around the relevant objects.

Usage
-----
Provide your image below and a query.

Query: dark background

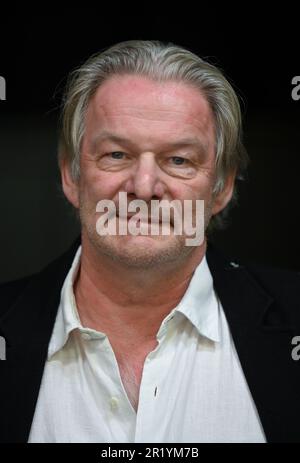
[0,10,299,283]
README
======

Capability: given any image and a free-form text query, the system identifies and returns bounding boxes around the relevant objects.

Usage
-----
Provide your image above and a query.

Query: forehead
[86,75,214,129]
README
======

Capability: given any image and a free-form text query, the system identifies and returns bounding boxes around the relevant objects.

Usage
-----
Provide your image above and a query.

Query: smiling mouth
[116,214,172,225]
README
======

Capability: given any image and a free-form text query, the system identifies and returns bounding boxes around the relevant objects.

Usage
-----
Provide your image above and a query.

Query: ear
[211,169,237,216]
[60,158,80,209]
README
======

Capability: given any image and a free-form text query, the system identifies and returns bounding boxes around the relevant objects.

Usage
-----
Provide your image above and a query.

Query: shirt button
[109,397,119,410]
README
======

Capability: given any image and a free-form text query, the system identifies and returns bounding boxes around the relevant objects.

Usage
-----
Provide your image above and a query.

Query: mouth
[116,213,169,225]
[118,216,174,228]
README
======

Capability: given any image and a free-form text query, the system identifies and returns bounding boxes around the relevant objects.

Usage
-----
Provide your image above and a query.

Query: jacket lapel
[0,239,80,443]
[206,242,300,443]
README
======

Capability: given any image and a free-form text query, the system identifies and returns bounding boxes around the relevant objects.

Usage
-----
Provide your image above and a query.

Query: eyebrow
[92,130,208,153]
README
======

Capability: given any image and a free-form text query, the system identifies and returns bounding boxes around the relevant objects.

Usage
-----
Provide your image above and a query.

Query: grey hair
[58,39,249,233]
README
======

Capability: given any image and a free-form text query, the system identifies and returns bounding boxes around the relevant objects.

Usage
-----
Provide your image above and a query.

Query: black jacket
[0,238,299,443]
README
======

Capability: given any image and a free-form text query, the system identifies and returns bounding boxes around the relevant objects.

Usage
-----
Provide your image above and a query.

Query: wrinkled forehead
[85,75,215,143]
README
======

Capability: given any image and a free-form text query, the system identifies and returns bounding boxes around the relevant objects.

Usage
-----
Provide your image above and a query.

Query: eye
[110,151,125,159]
[170,156,187,165]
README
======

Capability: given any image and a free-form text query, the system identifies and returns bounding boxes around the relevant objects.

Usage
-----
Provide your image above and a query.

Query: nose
[124,153,166,201]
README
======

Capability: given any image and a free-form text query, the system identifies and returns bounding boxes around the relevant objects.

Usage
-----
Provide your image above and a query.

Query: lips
[117,214,165,224]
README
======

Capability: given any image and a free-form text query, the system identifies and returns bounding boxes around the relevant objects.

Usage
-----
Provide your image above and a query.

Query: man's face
[62,75,234,268]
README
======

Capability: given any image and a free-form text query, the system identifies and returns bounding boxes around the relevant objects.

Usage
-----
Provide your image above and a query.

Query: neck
[73,235,207,340]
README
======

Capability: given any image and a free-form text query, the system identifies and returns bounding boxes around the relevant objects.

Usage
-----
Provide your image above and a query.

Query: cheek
[179,178,213,202]
[79,165,125,202]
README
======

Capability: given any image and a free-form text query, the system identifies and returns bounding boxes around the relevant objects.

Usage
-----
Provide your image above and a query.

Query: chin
[92,233,191,269]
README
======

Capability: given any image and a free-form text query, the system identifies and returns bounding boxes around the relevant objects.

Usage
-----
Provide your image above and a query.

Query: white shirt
[28,246,266,443]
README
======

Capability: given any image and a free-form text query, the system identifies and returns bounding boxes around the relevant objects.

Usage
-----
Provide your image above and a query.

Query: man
[0,40,299,443]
